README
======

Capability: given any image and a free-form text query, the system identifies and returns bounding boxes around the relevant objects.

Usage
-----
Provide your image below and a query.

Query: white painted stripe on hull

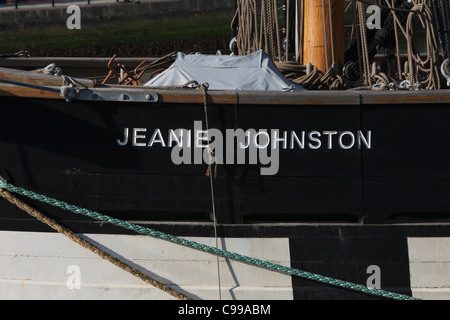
[0,231,293,300]
[408,237,450,300]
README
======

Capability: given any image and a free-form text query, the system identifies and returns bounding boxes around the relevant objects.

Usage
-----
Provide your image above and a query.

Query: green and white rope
[0,180,420,300]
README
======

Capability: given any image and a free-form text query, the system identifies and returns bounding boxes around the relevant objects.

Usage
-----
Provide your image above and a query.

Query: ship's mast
[297,0,345,73]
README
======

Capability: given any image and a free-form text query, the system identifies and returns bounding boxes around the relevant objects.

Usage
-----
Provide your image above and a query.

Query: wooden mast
[301,0,345,73]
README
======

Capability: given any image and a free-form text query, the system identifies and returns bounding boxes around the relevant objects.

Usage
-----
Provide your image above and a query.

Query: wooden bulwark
[1,83,449,106]
[0,67,94,88]
[0,66,450,105]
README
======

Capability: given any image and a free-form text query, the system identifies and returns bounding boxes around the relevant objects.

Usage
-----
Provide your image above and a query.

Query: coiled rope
[0,179,419,300]
[405,1,441,89]
[232,0,443,90]
[352,0,442,89]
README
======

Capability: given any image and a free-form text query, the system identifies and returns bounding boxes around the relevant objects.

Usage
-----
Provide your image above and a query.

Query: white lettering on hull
[116,122,372,176]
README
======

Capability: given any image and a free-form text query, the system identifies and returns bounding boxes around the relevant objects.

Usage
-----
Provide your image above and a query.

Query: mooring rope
[0,179,420,300]
[0,185,191,300]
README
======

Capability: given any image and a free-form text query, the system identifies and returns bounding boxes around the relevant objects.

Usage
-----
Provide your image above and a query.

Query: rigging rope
[231,0,443,90]
[199,82,222,300]
[352,0,443,89]
[432,0,450,58]
[404,0,441,89]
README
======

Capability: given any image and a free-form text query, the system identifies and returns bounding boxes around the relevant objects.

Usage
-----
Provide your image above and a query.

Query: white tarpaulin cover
[144,50,305,91]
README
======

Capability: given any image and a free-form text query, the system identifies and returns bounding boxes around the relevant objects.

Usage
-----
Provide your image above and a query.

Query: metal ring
[399,80,411,90]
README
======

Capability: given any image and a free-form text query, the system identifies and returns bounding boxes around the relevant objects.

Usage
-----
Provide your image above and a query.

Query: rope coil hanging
[348,0,443,89]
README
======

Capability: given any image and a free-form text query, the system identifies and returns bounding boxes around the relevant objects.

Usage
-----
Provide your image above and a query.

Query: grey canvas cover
[144,50,305,91]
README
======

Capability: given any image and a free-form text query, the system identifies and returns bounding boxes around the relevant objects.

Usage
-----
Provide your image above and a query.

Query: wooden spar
[301,0,344,73]
[0,67,94,88]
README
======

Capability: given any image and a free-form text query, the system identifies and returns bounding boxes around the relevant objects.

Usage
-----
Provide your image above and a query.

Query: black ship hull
[1,75,450,299]
[2,91,450,225]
